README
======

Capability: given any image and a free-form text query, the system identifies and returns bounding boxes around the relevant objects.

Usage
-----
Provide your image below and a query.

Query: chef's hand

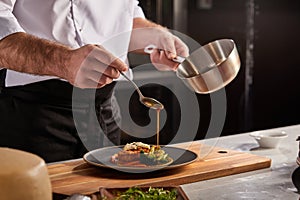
[0,32,128,89]
[148,30,189,71]
[67,44,128,89]
[130,18,189,71]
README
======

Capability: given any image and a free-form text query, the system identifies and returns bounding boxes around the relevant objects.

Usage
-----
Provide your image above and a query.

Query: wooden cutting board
[48,142,271,195]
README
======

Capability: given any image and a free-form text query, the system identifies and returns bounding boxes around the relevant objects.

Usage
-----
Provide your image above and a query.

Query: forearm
[132,17,166,30]
[129,18,169,52]
[0,32,71,79]
[0,32,128,88]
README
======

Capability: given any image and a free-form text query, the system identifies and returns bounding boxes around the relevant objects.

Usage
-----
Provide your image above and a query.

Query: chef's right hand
[66,44,128,89]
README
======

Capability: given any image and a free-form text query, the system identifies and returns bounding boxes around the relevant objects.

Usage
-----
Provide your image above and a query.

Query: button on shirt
[0,0,145,87]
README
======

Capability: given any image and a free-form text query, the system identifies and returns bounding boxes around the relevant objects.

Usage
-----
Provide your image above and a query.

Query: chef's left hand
[130,18,189,71]
[148,32,189,71]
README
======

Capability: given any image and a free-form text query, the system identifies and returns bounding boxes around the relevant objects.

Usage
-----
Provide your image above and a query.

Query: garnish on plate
[100,186,178,200]
[111,142,173,167]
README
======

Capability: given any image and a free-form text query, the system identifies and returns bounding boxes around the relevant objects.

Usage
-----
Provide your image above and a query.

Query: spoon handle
[119,71,144,98]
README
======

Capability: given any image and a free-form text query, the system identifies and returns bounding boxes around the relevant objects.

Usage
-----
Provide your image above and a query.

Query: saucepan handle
[144,44,185,63]
[144,44,157,54]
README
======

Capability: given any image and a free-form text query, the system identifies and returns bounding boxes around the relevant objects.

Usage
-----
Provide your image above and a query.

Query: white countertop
[182,125,300,200]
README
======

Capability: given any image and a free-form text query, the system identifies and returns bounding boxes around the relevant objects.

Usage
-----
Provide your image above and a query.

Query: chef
[0,0,189,162]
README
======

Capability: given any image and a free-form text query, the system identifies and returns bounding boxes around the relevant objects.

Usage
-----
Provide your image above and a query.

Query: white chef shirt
[0,0,145,87]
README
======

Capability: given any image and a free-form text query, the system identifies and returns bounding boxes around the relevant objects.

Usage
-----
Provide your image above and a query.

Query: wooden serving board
[48,142,271,195]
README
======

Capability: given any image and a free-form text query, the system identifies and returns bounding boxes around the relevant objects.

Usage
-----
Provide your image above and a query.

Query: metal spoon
[119,71,164,110]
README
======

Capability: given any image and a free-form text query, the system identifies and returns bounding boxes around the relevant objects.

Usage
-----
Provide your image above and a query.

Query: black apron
[0,70,121,162]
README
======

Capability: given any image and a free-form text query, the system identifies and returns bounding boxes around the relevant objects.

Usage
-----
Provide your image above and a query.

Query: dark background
[129,0,300,141]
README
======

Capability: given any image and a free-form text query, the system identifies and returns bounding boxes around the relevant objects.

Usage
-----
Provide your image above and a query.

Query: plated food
[99,186,189,200]
[54,186,188,200]
[83,144,198,173]
[111,142,173,167]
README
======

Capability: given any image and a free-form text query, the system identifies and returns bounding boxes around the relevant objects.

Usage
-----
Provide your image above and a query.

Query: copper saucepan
[144,39,241,94]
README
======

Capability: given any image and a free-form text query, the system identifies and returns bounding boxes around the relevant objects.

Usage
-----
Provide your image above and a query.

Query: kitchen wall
[251,0,300,131]
[186,0,247,137]
[120,0,300,142]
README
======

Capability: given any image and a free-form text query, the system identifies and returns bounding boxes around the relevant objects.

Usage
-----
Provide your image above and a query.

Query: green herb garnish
[140,146,172,165]
[113,187,177,200]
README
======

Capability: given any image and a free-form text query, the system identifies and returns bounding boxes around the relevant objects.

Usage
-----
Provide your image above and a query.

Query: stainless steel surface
[119,70,164,110]
[176,39,241,94]
[182,125,300,200]
[144,39,240,94]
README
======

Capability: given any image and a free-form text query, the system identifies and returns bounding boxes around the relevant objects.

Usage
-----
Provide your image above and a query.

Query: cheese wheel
[0,148,52,200]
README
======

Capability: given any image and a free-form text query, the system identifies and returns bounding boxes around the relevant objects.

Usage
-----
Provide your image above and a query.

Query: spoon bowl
[119,71,164,110]
[141,97,164,110]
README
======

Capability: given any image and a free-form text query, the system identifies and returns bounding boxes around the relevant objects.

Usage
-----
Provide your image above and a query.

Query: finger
[161,37,177,60]
[174,37,189,57]
[97,74,114,86]
[83,79,105,89]
[83,57,120,79]
[93,45,128,72]
[151,50,179,71]
[85,75,113,89]
[109,58,128,72]
[82,67,112,84]
[78,75,113,89]
[73,75,106,89]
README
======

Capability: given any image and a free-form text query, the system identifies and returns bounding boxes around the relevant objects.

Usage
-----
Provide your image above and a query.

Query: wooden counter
[48,142,271,195]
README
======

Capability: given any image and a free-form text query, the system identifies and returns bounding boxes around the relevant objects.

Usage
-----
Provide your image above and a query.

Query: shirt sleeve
[0,0,25,40]
[133,0,145,19]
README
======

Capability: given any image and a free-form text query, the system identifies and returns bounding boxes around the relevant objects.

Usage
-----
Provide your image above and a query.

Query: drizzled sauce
[141,97,164,147]
[156,107,163,147]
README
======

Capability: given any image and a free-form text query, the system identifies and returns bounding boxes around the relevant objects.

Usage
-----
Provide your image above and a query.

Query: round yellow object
[0,148,52,200]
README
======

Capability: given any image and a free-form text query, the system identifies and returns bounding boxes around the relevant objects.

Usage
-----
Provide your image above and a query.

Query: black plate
[83,146,198,173]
